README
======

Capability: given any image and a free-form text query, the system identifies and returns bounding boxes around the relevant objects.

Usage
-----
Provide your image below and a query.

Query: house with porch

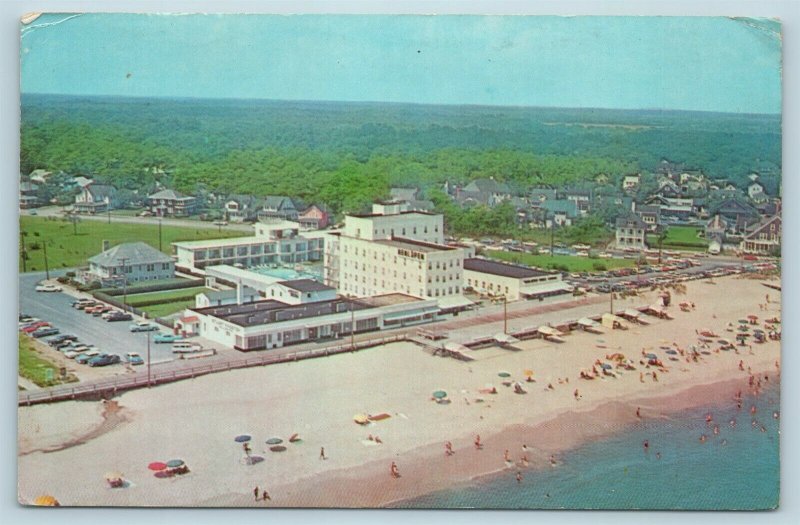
[740,215,781,255]
[74,183,117,214]
[147,189,197,217]
[615,215,648,250]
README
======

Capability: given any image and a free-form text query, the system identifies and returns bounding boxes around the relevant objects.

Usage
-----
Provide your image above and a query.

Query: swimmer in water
[773,411,779,420]
[643,440,649,453]
[713,425,720,435]
[721,439,727,446]
[699,435,707,443]
[730,418,737,428]
[656,452,662,460]
[750,405,757,415]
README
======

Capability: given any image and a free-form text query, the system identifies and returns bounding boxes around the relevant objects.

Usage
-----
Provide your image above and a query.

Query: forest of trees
[21,94,782,217]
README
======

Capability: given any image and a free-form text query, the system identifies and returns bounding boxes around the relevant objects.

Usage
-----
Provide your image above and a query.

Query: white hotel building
[173,219,323,274]
[325,202,469,306]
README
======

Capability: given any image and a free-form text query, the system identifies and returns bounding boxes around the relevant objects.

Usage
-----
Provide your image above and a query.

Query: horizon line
[20,91,782,117]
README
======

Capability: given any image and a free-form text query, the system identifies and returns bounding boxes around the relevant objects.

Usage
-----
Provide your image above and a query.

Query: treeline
[21,94,781,215]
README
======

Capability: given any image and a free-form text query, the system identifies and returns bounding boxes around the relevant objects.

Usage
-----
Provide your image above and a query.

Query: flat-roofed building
[173,219,323,274]
[190,293,438,351]
[263,279,337,305]
[463,258,572,301]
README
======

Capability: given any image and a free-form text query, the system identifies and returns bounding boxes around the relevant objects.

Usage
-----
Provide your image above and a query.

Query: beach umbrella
[33,495,59,506]
[269,445,287,452]
[748,315,758,320]
[738,319,749,324]
[148,462,167,471]
[432,390,448,399]
[606,353,625,361]
[266,438,283,445]
[645,353,658,360]
[166,459,185,469]
[666,349,678,355]
[234,435,251,443]
[353,414,369,425]
[599,363,613,370]
[498,371,511,378]
[523,369,534,377]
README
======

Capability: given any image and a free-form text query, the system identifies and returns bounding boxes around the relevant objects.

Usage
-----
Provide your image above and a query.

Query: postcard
[18,13,781,509]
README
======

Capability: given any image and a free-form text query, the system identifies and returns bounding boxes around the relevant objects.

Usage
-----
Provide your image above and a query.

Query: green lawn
[19,216,243,272]
[18,335,78,387]
[125,286,211,318]
[647,226,707,251]
[486,250,635,272]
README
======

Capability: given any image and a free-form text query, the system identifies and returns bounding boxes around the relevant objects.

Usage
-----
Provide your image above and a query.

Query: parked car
[154,333,183,344]
[92,306,112,317]
[88,353,122,367]
[172,342,203,354]
[72,299,95,309]
[106,312,133,322]
[74,301,98,310]
[130,321,159,332]
[64,347,88,359]
[35,283,62,292]
[32,327,60,338]
[47,334,77,346]
[75,349,101,364]
[21,322,50,333]
[58,341,79,351]
[126,352,144,366]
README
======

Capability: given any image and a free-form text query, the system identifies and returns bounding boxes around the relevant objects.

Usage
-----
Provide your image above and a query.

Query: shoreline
[264,369,777,509]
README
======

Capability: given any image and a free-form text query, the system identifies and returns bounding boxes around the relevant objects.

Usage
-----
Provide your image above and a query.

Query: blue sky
[20,14,782,113]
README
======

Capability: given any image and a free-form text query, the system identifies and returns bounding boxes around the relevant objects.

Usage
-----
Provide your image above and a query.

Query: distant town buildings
[147,189,197,217]
[615,216,648,250]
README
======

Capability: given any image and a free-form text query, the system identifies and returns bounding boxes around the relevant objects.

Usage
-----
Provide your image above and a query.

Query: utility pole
[70,214,79,235]
[107,207,111,224]
[350,299,356,350]
[503,295,508,334]
[158,219,163,252]
[42,240,50,280]
[146,331,152,388]
[20,231,27,273]
[550,217,555,257]
[118,257,130,305]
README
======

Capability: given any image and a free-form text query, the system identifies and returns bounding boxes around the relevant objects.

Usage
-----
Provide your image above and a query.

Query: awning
[538,325,564,337]
[444,341,471,353]
[578,317,600,327]
[382,308,437,321]
[494,333,520,344]
[437,295,475,310]
[623,309,641,318]
[521,281,573,297]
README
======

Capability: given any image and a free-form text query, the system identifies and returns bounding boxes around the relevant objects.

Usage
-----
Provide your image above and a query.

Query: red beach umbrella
[148,461,167,471]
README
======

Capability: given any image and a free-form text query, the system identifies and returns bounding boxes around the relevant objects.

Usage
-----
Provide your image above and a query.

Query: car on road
[75,349,101,364]
[126,352,144,366]
[64,346,88,359]
[106,312,133,322]
[130,321,159,332]
[35,283,62,292]
[21,321,51,333]
[154,333,183,344]
[32,327,60,338]
[91,306,113,317]
[88,353,122,367]
[172,342,203,354]
[72,299,96,309]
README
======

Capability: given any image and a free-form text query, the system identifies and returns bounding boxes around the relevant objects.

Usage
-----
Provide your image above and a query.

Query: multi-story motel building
[173,219,323,275]
[324,201,471,308]
[188,293,439,351]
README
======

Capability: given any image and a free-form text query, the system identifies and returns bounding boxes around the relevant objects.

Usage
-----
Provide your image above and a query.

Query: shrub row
[99,279,203,297]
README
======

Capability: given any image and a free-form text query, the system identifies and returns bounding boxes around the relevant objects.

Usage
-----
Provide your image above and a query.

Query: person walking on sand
[474,435,482,450]
[319,447,326,460]
[739,360,745,371]
[636,407,641,418]
[253,486,260,502]
[445,441,454,456]
[262,490,271,502]
[574,389,580,401]
[652,371,658,382]
[391,461,400,478]
[640,372,645,383]
[504,449,511,462]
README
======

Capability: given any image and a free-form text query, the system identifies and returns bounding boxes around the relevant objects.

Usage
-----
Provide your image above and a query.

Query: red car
[21,321,50,333]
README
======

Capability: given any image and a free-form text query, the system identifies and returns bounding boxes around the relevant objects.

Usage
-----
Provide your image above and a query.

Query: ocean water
[395,383,780,510]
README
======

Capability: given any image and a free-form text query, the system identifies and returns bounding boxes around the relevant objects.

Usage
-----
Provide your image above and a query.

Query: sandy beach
[17,275,781,507]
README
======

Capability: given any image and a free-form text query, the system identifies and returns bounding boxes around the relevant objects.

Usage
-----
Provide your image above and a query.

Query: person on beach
[739,360,745,371]
[636,407,641,418]
[475,435,482,450]
[713,425,720,435]
[504,449,511,462]
[516,471,523,484]
[253,486,259,502]
[521,454,529,467]
[550,454,558,466]
[640,372,644,383]
[705,414,713,425]
[243,442,251,456]
[445,441,454,456]
[390,461,400,478]
[319,447,326,460]
[368,434,374,441]
[574,389,580,401]
[652,371,658,382]
[699,435,707,443]
[262,490,271,502]
[750,405,757,415]
[375,436,383,444]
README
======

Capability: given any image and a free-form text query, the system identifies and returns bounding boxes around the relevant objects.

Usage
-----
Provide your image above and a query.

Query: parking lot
[19,271,192,368]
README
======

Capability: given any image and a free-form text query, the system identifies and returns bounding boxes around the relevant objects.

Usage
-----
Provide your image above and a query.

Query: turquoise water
[395,384,780,510]
[253,266,322,281]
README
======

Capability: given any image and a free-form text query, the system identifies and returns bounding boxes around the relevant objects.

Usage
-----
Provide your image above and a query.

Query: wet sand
[17,275,781,507]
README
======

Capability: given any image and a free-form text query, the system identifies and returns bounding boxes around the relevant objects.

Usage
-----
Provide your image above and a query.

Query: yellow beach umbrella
[33,495,60,506]
[353,414,369,425]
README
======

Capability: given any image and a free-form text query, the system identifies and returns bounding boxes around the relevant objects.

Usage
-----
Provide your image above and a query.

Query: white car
[35,284,62,293]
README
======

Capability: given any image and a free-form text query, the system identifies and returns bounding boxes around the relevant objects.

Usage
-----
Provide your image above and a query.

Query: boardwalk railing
[18,334,408,406]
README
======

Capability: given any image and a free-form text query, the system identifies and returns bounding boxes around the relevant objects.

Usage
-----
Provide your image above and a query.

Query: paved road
[19,271,181,364]
[22,206,254,233]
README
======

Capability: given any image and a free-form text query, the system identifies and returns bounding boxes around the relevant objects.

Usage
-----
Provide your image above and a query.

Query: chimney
[236,279,244,305]
[102,240,110,252]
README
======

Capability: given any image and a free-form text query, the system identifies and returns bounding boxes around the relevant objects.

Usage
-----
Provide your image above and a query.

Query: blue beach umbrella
[234,435,251,443]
